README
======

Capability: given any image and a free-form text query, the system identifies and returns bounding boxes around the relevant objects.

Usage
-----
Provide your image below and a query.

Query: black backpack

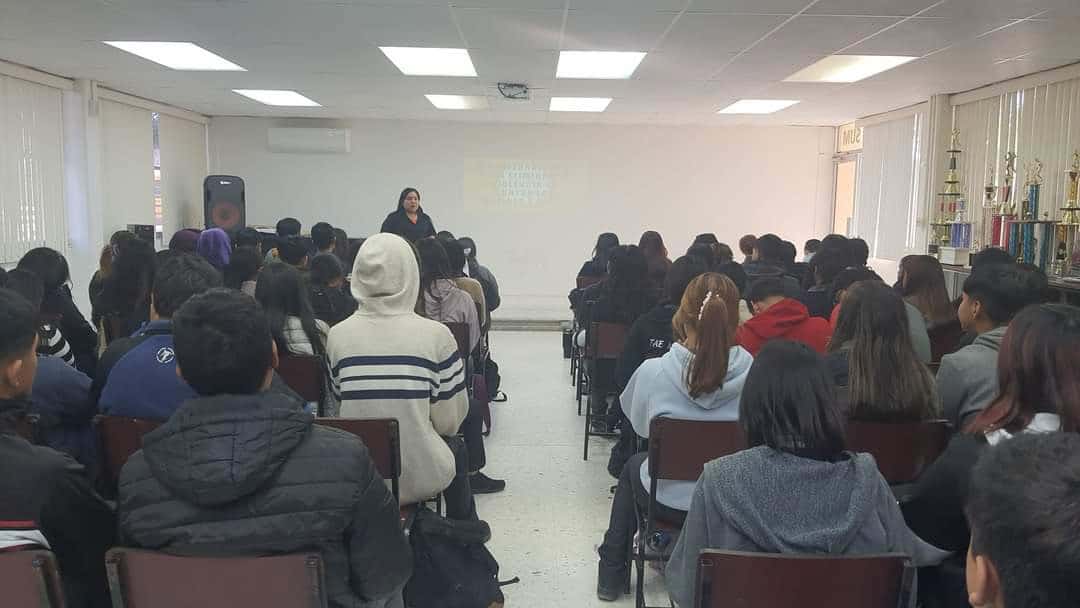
[404,507,515,608]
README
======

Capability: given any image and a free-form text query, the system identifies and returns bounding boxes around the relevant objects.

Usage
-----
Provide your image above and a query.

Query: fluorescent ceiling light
[556,51,647,79]
[233,89,321,107]
[103,41,245,71]
[717,99,800,114]
[550,97,612,112]
[379,47,477,77]
[425,95,489,110]
[784,55,918,83]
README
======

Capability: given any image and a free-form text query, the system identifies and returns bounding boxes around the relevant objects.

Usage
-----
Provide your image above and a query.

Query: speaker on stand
[204,175,246,232]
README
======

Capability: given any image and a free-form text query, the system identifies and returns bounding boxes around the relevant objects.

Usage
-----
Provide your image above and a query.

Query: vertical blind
[0,74,67,263]
[158,114,208,234]
[100,99,154,236]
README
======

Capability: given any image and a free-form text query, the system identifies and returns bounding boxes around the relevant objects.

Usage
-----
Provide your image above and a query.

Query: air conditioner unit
[267,127,351,154]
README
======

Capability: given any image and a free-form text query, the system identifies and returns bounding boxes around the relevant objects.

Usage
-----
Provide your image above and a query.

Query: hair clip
[698,290,715,321]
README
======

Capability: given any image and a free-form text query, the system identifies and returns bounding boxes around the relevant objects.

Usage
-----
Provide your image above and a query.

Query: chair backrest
[276,354,325,404]
[845,420,951,484]
[928,318,964,363]
[588,322,629,360]
[444,322,470,361]
[648,418,745,483]
[105,548,326,608]
[0,550,66,608]
[314,418,402,502]
[97,416,163,487]
[695,550,911,608]
[576,275,604,289]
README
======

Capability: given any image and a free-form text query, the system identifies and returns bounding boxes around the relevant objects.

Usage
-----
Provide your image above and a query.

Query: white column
[61,79,105,314]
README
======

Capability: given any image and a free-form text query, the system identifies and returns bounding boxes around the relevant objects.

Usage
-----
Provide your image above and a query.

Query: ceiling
[2,0,1080,126]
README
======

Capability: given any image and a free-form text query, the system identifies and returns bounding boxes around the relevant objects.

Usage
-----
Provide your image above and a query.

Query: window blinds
[100,99,154,235]
[158,114,208,234]
[0,73,67,263]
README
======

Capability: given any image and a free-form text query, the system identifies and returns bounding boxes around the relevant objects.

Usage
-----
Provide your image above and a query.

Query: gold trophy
[1057,151,1080,275]
[1061,151,1080,226]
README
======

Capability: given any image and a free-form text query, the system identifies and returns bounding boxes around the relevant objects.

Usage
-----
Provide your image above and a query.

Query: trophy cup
[1057,151,1080,275]
[981,166,997,248]
[993,152,1017,248]
[934,129,964,256]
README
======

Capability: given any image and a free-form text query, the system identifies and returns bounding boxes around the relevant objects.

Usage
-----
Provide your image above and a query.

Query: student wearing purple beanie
[196,228,231,271]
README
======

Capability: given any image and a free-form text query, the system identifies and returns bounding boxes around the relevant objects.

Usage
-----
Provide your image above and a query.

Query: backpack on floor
[404,507,514,608]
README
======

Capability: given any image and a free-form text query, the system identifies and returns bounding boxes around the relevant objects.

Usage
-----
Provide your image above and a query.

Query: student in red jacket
[737,277,831,356]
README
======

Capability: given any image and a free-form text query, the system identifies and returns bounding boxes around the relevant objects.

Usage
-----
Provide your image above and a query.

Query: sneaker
[470,472,506,494]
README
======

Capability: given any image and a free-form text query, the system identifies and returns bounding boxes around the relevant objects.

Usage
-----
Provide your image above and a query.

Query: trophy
[1057,151,1080,275]
[1001,151,1017,209]
[1061,151,1080,226]
[933,129,964,252]
[1026,158,1043,218]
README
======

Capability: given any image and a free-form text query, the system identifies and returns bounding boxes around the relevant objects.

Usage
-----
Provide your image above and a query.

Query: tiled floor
[475,331,670,608]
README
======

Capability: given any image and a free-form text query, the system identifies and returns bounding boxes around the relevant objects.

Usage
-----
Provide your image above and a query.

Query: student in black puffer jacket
[118,289,411,608]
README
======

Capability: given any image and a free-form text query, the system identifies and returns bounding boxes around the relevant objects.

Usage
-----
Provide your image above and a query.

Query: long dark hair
[638,231,668,260]
[591,232,620,271]
[416,237,452,315]
[332,228,350,265]
[829,280,938,421]
[968,304,1080,434]
[254,263,325,357]
[16,247,72,315]
[740,340,845,460]
[223,247,262,290]
[900,255,956,327]
[458,236,481,278]
[397,187,421,212]
[602,245,656,325]
[100,238,156,316]
[672,273,740,398]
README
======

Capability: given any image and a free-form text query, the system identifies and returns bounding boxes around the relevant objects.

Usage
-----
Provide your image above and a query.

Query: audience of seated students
[458,236,501,313]
[17,247,99,376]
[277,235,310,270]
[194,227,231,272]
[743,233,801,298]
[685,242,719,269]
[255,263,330,358]
[638,230,672,288]
[233,226,263,256]
[381,187,437,243]
[417,238,481,353]
[93,255,222,420]
[97,237,156,344]
[664,340,948,608]
[803,238,821,262]
[327,233,479,518]
[264,216,302,264]
[899,254,962,360]
[826,280,940,421]
[223,245,262,297]
[738,234,756,265]
[965,433,1080,608]
[831,266,933,363]
[904,303,1078,556]
[117,289,412,608]
[0,289,115,608]
[438,236,489,331]
[800,245,848,317]
[577,232,620,281]
[3,271,97,469]
[4,269,74,366]
[311,221,337,257]
[938,264,1045,427]
[308,253,359,326]
[736,277,832,356]
[781,239,813,287]
[597,272,753,601]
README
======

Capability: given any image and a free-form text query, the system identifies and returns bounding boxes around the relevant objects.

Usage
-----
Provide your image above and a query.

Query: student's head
[739,340,844,460]
[672,273,740,398]
[592,232,620,269]
[234,227,263,253]
[830,280,937,421]
[151,255,223,320]
[607,245,650,291]
[664,256,708,306]
[436,230,456,241]
[848,238,870,267]
[738,234,757,257]
[3,270,45,317]
[966,432,1080,608]
[398,188,421,214]
[809,246,849,288]
[277,235,309,269]
[959,264,1044,333]
[102,238,157,313]
[715,243,734,265]
[715,261,748,296]
[332,228,350,262]
[310,253,346,289]
[752,233,784,264]
[346,238,365,274]
[780,240,798,266]
[275,217,302,238]
[416,237,453,301]
[970,247,1014,271]
[969,304,1080,434]
[747,278,787,315]
[16,247,71,314]
[439,236,468,277]
[195,227,232,271]
[686,243,718,269]
[458,236,479,260]
[899,255,955,326]
[311,221,336,252]
[638,231,668,260]
[831,266,883,304]
[168,228,200,254]
[223,246,263,291]
[255,263,323,357]
[0,289,39,400]
[804,239,821,256]
[173,289,275,396]
[692,233,719,247]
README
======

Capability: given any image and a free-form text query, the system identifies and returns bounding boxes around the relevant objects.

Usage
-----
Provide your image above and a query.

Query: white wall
[209,117,835,320]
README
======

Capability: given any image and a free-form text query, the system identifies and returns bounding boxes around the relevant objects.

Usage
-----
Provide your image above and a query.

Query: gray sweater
[937,325,1006,427]
[666,447,948,608]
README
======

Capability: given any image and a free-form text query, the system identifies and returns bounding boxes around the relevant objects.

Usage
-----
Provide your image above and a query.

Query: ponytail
[674,273,740,398]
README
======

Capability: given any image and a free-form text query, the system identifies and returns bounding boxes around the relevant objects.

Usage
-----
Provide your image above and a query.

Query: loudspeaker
[204,175,245,231]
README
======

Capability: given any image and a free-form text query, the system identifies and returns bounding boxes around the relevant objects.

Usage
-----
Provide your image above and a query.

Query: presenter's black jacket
[117,391,412,608]
[380,208,436,243]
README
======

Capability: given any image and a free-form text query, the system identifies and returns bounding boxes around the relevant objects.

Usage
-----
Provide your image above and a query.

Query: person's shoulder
[6,437,84,478]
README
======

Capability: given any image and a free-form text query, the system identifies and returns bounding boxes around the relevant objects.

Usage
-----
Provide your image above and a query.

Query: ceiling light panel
[103,41,246,71]
[556,51,647,79]
[550,97,612,112]
[717,99,800,114]
[233,89,322,107]
[425,95,489,110]
[379,47,478,77]
[784,55,918,83]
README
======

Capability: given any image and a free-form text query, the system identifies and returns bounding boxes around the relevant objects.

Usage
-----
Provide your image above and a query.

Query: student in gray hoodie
[666,341,948,608]
[597,272,753,601]
[937,264,1045,427]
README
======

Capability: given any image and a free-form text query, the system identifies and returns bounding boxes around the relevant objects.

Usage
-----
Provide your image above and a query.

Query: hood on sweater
[741,298,812,340]
[350,233,420,314]
[141,392,310,507]
[422,279,457,320]
[659,343,753,410]
[707,447,883,553]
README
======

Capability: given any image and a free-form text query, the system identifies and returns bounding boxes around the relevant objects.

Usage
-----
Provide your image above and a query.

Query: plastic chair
[0,549,66,608]
[582,321,629,460]
[846,420,951,485]
[694,550,913,608]
[96,415,162,494]
[105,548,327,608]
[314,417,402,503]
